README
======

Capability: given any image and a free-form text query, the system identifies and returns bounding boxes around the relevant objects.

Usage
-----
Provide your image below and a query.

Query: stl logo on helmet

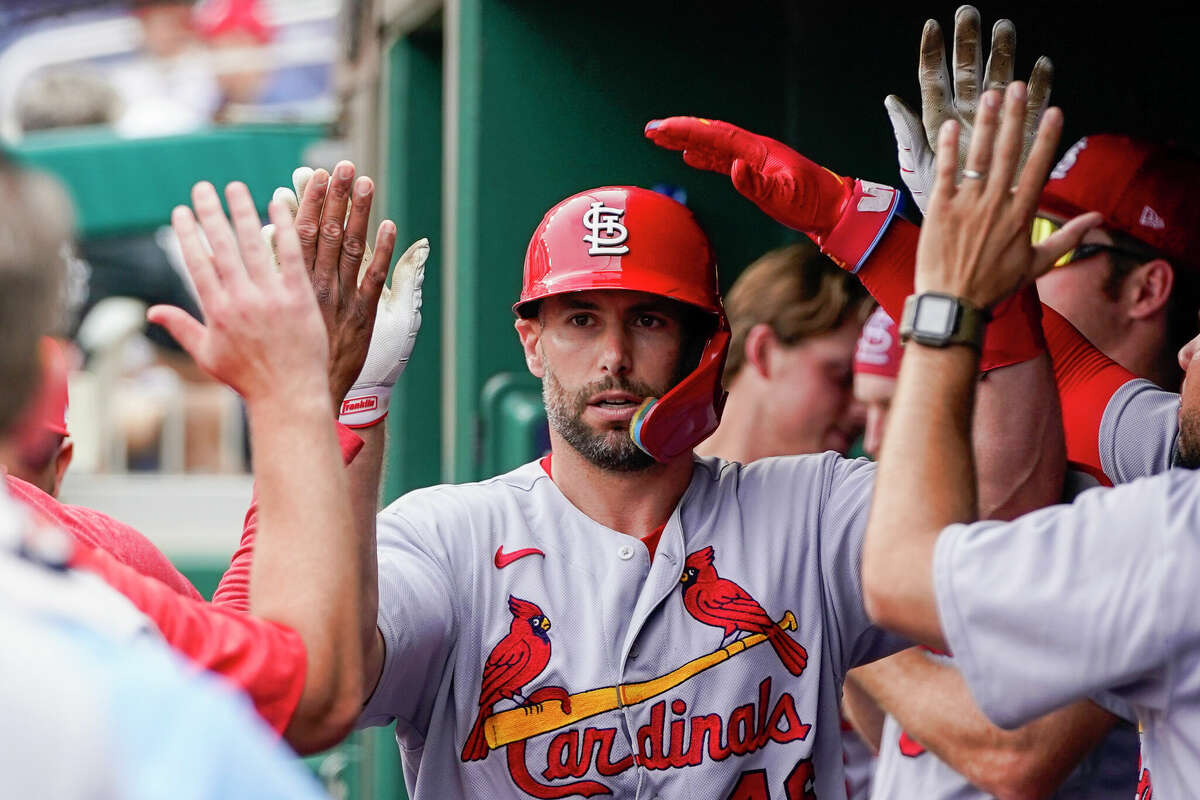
[582,201,630,256]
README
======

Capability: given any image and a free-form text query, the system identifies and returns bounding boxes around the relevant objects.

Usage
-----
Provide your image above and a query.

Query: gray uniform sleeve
[1099,378,1179,483]
[358,508,457,742]
[933,471,1195,729]
[819,456,909,677]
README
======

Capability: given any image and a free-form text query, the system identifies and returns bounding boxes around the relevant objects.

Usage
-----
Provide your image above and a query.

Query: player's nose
[597,326,633,376]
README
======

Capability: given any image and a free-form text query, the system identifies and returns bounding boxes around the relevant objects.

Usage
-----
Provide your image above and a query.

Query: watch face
[914,295,956,337]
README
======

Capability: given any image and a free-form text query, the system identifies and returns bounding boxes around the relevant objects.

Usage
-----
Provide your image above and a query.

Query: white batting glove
[338,238,428,427]
[885,95,936,216]
[887,6,1053,216]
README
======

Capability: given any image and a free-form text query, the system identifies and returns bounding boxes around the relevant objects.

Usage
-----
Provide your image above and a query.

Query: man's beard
[1177,405,1200,469]
[543,371,666,473]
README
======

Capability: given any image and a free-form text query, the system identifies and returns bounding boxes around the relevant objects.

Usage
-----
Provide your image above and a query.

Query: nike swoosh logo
[494,545,545,569]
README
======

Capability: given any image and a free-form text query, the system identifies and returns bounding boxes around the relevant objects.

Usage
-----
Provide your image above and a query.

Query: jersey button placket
[617,544,635,560]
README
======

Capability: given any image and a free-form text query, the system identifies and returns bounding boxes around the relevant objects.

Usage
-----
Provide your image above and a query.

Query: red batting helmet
[516,186,730,463]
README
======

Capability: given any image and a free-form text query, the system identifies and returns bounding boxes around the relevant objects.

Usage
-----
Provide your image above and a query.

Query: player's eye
[568,313,594,327]
[635,314,666,329]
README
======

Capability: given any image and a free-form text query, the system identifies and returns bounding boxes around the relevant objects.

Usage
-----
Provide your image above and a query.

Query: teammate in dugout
[0,150,435,753]
[860,76,1200,800]
[0,157,351,796]
[648,6,1200,794]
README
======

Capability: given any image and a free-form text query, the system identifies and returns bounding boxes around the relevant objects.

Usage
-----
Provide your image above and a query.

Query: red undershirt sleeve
[71,542,307,733]
[1041,305,1136,485]
[212,423,364,612]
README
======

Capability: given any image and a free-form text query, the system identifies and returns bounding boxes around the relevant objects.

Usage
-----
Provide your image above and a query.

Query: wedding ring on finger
[962,169,987,180]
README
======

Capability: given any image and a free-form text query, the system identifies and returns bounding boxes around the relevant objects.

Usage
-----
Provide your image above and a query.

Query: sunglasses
[1030,217,1152,269]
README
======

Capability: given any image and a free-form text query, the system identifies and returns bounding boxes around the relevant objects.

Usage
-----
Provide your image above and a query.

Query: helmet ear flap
[631,322,730,462]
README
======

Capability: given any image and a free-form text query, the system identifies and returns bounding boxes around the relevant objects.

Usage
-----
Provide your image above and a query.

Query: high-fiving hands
[887,5,1053,214]
[263,162,429,427]
[915,82,1099,309]
[148,182,329,405]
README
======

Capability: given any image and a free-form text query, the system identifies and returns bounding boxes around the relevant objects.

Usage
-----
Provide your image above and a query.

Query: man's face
[853,372,897,459]
[516,290,692,471]
[762,318,866,457]
[1035,225,1127,354]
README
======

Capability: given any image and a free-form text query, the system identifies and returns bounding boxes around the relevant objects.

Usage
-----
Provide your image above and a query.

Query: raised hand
[886,5,1053,214]
[645,116,899,271]
[262,162,399,407]
[645,117,852,235]
[915,83,1100,309]
[148,182,329,404]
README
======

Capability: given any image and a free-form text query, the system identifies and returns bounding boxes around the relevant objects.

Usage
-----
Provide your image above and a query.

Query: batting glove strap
[817,179,902,273]
[339,384,393,428]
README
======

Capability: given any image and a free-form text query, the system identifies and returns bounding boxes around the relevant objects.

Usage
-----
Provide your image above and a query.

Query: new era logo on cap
[1140,205,1166,230]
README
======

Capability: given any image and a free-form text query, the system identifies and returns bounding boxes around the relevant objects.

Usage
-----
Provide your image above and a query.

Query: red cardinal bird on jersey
[461,595,553,761]
[680,546,807,676]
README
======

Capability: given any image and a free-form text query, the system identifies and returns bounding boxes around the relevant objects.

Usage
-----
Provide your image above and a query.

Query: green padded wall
[13,124,326,237]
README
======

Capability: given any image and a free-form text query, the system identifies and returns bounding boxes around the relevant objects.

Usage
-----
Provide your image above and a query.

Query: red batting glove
[645,117,901,272]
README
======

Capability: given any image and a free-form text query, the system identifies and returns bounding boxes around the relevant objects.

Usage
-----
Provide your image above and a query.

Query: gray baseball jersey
[934,467,1200,799]
[1098,378,1180,482]
[867,473,1142,800]
[866,377,1180,800]
[360,454,907,799]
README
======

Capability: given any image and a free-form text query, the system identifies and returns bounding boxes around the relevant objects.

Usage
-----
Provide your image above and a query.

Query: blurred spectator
[697,241,872,461]
[110,0,219,138]
[194,0,273,121]
[16,69,120,133]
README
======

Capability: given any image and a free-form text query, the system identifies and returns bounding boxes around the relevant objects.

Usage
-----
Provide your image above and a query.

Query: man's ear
[51,439,73,498]
[1126,259,1174,320]
[744,323,778,380]
[514,318,545,378]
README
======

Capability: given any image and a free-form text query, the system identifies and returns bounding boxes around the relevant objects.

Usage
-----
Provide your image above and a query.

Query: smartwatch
[899,292,988,349]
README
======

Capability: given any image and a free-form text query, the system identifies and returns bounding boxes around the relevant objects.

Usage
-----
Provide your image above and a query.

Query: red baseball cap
[854,306,902,379]
[1039,134,1200,270]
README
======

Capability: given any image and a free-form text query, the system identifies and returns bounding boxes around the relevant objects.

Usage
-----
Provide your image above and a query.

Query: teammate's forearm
[214,423,364,612]
[841,671,885,752]
[863,343,978,647]
[346,419,385,691]
[972,353,1065,520]
[853,649,1116,798]
[247,391,363,748]
[857,220,1047,374]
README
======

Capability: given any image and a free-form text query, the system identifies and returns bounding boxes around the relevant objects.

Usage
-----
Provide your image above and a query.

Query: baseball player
[850,306,901,461]
[0,158,415,754]
[0,156,345,795]
[861,79,1197,800]
[698,240,872,462]
[695,242,875,798]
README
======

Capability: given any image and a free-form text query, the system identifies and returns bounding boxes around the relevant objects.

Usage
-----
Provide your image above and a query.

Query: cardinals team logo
[582,201,630,256]
[680,546,808,676]
[462,595,571,761]
[463,571,814,797]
